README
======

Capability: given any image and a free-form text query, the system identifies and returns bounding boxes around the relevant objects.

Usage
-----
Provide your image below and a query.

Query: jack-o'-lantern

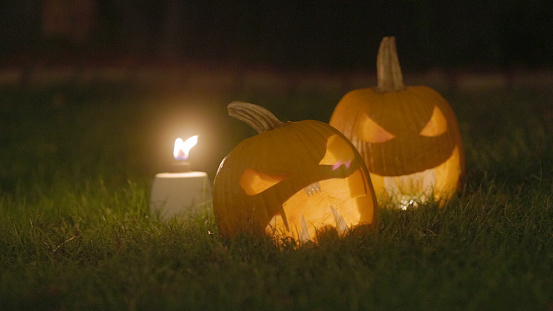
[329,37,465,208]
[213,102,377,243]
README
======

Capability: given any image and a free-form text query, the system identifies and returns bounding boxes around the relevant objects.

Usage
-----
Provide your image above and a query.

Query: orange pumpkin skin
[329,37,465,207]
[213,102,378,242]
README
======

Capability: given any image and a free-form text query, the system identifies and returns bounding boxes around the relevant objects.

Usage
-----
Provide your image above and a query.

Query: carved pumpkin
[213,102,378,243]
[329,37,465,208]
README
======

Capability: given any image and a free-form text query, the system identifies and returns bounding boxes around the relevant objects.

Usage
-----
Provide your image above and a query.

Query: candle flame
[173,135,198,160]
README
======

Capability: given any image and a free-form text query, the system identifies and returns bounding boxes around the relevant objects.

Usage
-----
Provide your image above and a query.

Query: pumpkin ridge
[408,91,434,133]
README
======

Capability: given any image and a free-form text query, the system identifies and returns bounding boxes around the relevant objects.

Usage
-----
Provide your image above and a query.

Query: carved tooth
[299,215,311,243]
[314,182,321,193]
[303,181,321,196]
[330,205,348,235]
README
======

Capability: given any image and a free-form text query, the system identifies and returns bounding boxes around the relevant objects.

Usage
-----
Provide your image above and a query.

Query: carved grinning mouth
[369,145,461,208]
[266,171,367,244]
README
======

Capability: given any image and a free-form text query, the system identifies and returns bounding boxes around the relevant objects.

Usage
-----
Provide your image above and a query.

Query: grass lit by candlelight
[1,82,553,310]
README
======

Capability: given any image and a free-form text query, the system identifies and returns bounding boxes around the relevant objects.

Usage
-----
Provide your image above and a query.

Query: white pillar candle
[150,135,212,220]
[150,171,212,220]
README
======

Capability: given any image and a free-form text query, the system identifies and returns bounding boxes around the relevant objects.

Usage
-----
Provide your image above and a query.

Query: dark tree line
[1,0,552,70]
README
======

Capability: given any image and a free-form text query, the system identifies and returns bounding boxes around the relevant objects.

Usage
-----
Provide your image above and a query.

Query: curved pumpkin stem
[376,36,405,92]
[228,101,285,133]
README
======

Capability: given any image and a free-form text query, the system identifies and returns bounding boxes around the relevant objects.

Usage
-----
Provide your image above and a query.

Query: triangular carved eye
[240,168,288,196]
[420,106,447,137]
[319,134,355,170]
[356,113,395,143]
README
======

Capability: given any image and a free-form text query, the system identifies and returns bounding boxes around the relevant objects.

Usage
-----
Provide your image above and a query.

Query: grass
[1,81,553,310]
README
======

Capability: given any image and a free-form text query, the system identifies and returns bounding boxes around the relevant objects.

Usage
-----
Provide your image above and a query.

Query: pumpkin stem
[228,101,285,133]
[376,36,405,92]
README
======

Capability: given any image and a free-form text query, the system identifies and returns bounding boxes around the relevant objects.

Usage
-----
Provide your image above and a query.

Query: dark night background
[1,0,552,71]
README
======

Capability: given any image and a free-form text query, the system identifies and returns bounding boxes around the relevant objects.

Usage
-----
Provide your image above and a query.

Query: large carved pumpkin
[213,102,378,243]
[329,37,465,208]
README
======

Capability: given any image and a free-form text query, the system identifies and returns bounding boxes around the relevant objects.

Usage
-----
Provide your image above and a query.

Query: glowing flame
[173,135,198,160]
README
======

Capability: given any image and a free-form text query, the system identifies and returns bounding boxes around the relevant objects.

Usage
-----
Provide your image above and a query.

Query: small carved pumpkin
[213,102,378,242]
[329,37,465,208]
